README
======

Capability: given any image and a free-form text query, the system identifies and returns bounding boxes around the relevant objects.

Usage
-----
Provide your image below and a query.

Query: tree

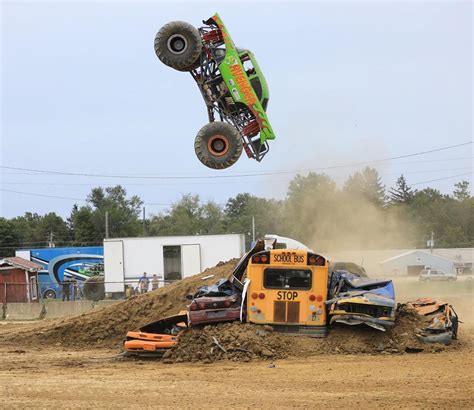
[344,167,386,207]
[69,204,99,244]
[9,212,43,246]
[224,193,283,245]
[453,181,470,201]
[200,201,226,234]
[149,194,203,236]
[68,185,143,241]
[37,212,69,246]
[389,174,416,204]
[0,218,20,257]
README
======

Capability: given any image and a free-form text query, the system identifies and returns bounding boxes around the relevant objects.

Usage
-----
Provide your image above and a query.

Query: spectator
[151,274,159,291]
[71,279,79,301]
[62,278,71,301]
[125,285,133,299]
[138,272,149,294]
[76,282,84,300]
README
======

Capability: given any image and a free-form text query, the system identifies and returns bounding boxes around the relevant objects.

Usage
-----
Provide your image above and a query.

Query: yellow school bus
[246,248,329,336]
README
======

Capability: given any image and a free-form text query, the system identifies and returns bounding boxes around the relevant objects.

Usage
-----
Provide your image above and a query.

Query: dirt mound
[2,260,238,349]
[1,259,463,359]
[164,322,292,363]
[160,307,460,364]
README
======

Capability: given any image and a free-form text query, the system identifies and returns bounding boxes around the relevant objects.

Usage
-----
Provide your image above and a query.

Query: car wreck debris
[327,270,396,331]
[405,298,459,345]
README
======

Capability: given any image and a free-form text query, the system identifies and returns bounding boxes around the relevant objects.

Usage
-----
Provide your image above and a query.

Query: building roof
[0,257,42,272]
[380,250,455,265]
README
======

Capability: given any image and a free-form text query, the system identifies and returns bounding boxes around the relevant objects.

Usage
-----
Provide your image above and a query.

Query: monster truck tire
[154,21,202,71]
[83,275,105,301]
[194,122,243,169]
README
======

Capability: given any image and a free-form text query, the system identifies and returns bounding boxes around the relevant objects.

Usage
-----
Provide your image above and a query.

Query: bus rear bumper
[271,324,328,338]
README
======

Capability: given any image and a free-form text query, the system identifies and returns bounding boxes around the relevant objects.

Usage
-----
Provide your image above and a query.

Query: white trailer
[104,234,245,295]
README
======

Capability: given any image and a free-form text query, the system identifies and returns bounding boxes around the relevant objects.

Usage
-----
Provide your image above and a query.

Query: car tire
[194,122,243,169]
[154,21,202,72]
[44,289,56,299]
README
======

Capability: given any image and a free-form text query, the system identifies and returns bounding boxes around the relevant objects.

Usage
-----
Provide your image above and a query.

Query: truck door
[181,244,201,279]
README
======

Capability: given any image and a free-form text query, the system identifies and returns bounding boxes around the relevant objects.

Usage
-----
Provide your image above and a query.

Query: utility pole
[427,231,434,253]
[252,216,255,243]
[105,211,109,239]
[48,231,55,248]
[142,207,146,236]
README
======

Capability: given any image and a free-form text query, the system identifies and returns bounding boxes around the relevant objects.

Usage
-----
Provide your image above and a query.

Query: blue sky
[1,1,472,218]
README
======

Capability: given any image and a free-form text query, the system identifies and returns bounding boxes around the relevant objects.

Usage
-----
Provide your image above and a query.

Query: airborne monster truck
[154,13,276,169]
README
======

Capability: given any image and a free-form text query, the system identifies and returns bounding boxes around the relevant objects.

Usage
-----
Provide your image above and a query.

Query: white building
[380,250,456,276]
[326,248,472,276]
[104,234,245,294]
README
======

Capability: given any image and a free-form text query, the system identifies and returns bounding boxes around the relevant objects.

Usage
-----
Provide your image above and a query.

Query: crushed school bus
[245,248,329,337]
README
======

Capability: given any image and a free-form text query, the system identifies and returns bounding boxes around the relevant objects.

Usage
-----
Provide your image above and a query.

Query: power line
[2,156,472,178]
[411,172,472,186]
[1,166,472,187]
[0,141,471,180]
[1,170,470,205]
[0,156,474,176]
[0,188,176,206]
[0,189,87,202]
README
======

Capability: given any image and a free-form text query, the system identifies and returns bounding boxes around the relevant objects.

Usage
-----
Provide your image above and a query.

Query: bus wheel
[194,122,242,169]
[44,289,56,299]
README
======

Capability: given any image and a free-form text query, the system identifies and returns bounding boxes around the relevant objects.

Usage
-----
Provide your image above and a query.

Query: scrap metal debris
[406,298,459,345]
[123,312,188,356]
[212,336,227,353]
[327,270,396,331]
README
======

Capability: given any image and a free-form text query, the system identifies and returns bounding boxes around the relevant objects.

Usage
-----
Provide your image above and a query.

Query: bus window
[264,269,312,290]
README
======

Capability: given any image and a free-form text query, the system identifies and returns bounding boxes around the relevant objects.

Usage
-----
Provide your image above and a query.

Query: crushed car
[406,298,459,344]
[187,239,272,326]
[154,13,276,169]
[327,270,396,331]
[188,278,242,326]
[124,312,188,356]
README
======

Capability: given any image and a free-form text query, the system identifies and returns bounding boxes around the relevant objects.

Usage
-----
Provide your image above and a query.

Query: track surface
[0,323,473,408]
[1,281,473,408]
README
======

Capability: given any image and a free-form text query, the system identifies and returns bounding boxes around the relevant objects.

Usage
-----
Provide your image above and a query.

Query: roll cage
[190,15,274,162]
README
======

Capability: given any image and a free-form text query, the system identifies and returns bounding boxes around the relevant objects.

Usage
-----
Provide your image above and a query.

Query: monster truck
[154,13,276,169]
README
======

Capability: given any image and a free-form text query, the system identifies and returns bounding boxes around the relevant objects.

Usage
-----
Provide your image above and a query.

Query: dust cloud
[287,188,420,254]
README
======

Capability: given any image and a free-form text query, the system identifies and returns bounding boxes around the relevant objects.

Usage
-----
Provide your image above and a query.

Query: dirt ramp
[165,322,292,363]
[1,258,465,359]
[3,260,237,349]
[161,308,460,364]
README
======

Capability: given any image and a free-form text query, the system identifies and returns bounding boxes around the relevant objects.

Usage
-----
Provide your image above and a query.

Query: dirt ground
[0,272,473,408]
[0,327,472,408]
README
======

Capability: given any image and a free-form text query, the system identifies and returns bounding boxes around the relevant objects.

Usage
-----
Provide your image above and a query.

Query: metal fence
[1,278,179,306]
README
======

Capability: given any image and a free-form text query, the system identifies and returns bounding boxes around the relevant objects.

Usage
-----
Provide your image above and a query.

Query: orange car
[124,312,188,356]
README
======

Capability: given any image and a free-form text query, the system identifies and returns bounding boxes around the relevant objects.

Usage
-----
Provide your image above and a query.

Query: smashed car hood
[328,270,396,331]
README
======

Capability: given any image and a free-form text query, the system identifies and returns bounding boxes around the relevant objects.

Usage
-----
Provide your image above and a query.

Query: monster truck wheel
[194,122,243,169]
[83,275,105,301]
[154,21,202,71]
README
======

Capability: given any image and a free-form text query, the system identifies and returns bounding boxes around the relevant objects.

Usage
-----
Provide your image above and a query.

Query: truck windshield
[250,77,263,101]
